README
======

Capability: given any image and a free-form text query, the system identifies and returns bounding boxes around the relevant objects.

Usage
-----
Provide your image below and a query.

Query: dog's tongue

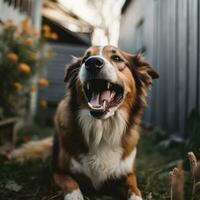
[90,90,111,107]
[90,93,100,107]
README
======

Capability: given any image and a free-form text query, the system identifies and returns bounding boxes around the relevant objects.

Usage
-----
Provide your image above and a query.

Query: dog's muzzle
[79,56,124,119]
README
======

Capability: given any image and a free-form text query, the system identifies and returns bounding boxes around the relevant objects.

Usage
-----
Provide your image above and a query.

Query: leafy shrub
[0,18,56,119]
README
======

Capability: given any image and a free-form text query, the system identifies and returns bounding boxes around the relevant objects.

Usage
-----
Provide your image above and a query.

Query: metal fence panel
[187,0,198,116]
[153,0,161,126]
[119,0,200,134]
[199,1,200,113]
[177,0,188,133]
[167,0,177,131]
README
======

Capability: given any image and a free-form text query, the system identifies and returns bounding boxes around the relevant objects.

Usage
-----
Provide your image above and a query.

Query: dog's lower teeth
[107,82,110,90]
[85,80,124,113]
[103,101,106,108]
[88,102,105,110]
[87,83,90,90]
[88,102,93,109]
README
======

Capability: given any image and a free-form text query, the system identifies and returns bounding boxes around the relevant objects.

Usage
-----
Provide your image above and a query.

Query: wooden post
[28,0,43,123]
[31,0,42,32]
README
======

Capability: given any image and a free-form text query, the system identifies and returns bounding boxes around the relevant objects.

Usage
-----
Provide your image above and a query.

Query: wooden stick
[188,152,198,199]
[169,163,184,200]
[188,152,198,178]
[146,192,152,200]
[193,162,200,200]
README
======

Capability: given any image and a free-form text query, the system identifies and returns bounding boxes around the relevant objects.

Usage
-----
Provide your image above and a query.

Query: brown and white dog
[53,45,158,200]
[10,45,158,200]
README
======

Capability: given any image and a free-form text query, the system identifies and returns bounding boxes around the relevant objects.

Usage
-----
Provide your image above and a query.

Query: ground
[0,125,194,200]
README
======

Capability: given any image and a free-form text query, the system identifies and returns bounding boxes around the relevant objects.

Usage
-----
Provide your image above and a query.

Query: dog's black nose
[85,57,104,73]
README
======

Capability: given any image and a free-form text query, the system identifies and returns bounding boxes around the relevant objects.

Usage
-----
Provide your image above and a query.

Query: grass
[0,125,197,200]
[136,129,183,200]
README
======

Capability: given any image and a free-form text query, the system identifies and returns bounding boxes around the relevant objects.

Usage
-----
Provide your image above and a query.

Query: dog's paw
[64,189,84,200]
[128,193,143,200]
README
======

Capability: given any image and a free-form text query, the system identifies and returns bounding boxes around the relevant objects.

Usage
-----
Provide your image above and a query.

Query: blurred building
[119,0,200,135]
[0,0,92,124]
[58,0,125,46]
[0,0,42,31]
[37,0,92,124]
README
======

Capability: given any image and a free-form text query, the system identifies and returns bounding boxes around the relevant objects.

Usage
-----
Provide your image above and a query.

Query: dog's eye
[111,55,123,62]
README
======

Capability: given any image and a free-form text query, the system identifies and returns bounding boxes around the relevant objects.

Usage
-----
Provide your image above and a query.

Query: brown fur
[9,137,53,162]
[10,45,158,200]
[53,46,158,199]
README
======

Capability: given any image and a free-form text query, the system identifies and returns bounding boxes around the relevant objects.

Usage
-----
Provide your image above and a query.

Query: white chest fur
[69,109,137,188]
[70,146,136,188]
[78,109,128,147]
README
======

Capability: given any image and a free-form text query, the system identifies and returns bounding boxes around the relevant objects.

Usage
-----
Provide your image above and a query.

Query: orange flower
[18,63,31,74]
[40,100,48,109]
[7,52,18,63]
[31,85,36,92]
[14,82,22,91]
[38,79,49,87]
[51,32,58,40]
[42,25,50,32]
[21,17,31,34]
[25,38,33,46]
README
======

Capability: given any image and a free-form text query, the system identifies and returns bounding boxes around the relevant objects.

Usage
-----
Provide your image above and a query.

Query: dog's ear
[125,52,159,85]
[133,53,159,79]
[64,57,82,83]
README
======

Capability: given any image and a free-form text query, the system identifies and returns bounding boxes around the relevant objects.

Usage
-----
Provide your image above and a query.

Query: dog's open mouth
[83,79,124,118]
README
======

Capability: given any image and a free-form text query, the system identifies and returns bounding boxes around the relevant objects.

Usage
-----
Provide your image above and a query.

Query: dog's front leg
[125,173,143,200]
[54,173,84,200]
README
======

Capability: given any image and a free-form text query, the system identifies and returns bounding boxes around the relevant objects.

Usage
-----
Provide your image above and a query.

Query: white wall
[119,0,155,62]
[0,1,26,23]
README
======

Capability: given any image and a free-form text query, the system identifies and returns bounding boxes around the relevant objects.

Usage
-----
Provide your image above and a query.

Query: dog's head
[65,45,159,119]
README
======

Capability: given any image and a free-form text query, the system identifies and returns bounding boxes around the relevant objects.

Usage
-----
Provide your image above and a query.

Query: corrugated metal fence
[119,0,200,134]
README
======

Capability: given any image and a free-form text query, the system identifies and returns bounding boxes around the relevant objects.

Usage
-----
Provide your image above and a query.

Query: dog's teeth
[111,91,115,99]
[103,101,106,108]
[107,82,110,90]
[87,83,90,90]
[96,107,103,110]
[88,102,93,108]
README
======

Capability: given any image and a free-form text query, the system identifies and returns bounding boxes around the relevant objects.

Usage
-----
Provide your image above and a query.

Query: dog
[10,45,159,200]
[53,45,158,200]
